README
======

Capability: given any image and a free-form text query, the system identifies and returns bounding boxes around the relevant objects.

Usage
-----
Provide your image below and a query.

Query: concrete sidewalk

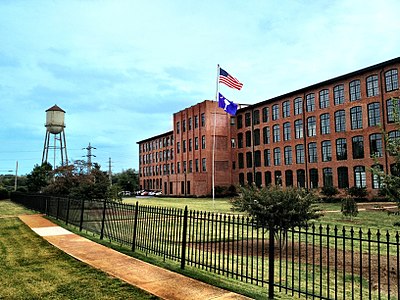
[19,214,252,300]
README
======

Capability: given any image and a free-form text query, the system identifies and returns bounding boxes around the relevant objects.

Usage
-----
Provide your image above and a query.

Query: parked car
[118,191,131,196]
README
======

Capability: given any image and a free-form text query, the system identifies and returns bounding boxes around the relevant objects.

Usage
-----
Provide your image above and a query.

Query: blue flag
[218,93,238,116]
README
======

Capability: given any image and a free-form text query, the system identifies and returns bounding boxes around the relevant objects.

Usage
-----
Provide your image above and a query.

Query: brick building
[138,101,234,196]
[138,57,400,196]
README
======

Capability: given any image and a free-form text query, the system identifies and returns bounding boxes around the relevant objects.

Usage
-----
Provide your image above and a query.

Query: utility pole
[83,143,96,174]
[108,157,112,185]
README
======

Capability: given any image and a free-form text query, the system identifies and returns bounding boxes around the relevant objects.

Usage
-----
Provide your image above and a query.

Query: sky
[1,0,400,176]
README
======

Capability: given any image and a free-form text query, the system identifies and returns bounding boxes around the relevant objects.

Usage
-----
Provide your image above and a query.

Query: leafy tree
[26,163,52,192]
[112,169,139,192]
[43,162,119,201]
[106,184,123,202]
[341,196,359,220]
[231,185,320,234]
[371,97,400,207]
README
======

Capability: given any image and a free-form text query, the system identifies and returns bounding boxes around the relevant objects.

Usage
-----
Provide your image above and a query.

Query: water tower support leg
[42,131,50,165]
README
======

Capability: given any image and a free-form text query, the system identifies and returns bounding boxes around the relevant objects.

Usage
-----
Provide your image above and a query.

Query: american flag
[219,67,243,90]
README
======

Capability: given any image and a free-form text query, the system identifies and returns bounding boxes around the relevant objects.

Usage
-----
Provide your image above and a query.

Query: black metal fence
[11,193,400,300]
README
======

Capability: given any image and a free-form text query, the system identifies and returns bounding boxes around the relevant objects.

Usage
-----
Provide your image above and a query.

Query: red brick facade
[138,58,400,196]
[138,101,233,196]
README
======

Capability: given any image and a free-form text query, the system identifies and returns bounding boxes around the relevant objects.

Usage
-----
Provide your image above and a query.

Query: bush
[320,186,340,202]
[320,186,339,197]
[16,186,28,193]
[0,188,9,200]
[346,186,368,199]
[341,196,358,219]
[214,185,237,198]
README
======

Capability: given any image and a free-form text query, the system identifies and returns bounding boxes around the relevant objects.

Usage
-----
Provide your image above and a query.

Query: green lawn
[0,199,36,216]
[0,201,158,300]
[7,197,399,300]
[124,197,236,214]
[124,197,400,231]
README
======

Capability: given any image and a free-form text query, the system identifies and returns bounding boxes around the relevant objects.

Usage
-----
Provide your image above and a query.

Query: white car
[119,191,131,196]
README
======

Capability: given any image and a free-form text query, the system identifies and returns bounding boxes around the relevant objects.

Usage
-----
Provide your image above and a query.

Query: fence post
[131,201,139,251]
[100,200,107,240]
[180,206,188,270]
[45,196,49,216]
[65,198,70,225]
[79,199,85,231]
[56,197,60,220]
[268,226,275,300]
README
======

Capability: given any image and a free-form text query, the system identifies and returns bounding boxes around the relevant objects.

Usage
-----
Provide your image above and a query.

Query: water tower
[42,105,68,167]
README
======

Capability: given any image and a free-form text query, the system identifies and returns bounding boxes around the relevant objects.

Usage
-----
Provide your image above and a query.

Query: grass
[7,197,400,299]
[124,196,235,213]
[60,217,394,300]
[124,197,400,232]
[317,209,400,232]
[0,199,36,216]
[53,217,301,300]
[0,202,158,300]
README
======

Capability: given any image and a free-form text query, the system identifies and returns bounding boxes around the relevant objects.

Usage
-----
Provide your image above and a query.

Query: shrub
[0,187,9,200]
[320,186,339,197]
[16,186,28,193]
[214,185,237,198]
[346,186,368,199]
[341,196,358,219]
[320,186,340,202]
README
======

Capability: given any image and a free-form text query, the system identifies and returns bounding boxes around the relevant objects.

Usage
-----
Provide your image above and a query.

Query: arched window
[334,84,345,105]
[323,168,333,187]
[354,166,366,188]
[282,101,290,118]
[366,75,379,97]
[319,89,330,108]
[285,170,293,187]
[297,169,306,188]
[294,119,303,139]
[284,146,292,165]
[273,125,280,142]
[334,110,346,132]
[294,97,303,115]
[385,69,398,92]
[337,167,349,189]
[307,116,316,137]
[320,113,330,134]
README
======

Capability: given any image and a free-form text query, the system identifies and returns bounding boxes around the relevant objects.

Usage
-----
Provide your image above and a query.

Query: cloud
[1,0,400,174]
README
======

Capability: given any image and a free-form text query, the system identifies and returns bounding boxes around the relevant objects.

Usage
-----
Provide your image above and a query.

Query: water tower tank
[45,104,65,134]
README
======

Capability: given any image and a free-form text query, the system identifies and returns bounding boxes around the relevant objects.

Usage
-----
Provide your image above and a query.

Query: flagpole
[212,64,220,208]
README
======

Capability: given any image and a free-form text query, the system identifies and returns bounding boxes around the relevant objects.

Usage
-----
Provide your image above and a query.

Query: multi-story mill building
[138,57,400,196]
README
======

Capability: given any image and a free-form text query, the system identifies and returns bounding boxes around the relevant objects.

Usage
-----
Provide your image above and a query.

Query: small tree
[106,184,123,202]
[341,196,359,220]
[231,185,320,235]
